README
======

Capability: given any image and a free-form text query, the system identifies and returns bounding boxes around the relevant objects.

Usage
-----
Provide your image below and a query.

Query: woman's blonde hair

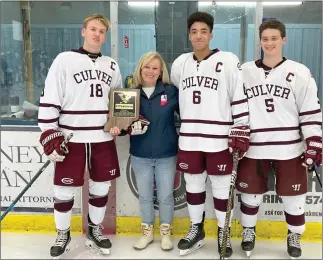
[132,52,170,87]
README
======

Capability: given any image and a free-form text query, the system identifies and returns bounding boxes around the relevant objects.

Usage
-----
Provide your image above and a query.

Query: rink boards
[1,130,322,241]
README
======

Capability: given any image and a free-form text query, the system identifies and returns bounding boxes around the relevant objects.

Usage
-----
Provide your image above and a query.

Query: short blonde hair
[133,52,170,87]
[83,14,110,31]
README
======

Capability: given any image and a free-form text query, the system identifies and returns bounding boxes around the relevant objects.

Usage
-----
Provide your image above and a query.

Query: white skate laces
[91,224,108,242]
[54,230,69,248]
[184,224,199,241]
[287,232,301,248]
[242,228,256,242]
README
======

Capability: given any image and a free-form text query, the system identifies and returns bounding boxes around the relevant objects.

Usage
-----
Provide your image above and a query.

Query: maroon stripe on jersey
[181,119,233,125]
[38,117,59,123]
[250,126,300,133]
[180,132,228,138]
[60,110,109,115]
[250,138,302,146]
[39,103,61,110]
[231,98,247,106]
[58,124,104,131]
[232,112,249,119]
[300,121,322,126]
[299,109,321,116]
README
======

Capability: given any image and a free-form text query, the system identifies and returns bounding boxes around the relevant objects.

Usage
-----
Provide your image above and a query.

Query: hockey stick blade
[220,151,239,260]
[0,133,73,222]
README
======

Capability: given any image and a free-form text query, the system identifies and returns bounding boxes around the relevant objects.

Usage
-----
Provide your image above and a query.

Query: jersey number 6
[193,90,201,104]
[265,98,275,112]
[90,83,103,97]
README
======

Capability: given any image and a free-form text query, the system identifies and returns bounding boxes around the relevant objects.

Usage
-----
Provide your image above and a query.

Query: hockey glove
[228,125,250,159]
[127,115,150,135]
[40,129,68,162]
[302,136,322,170]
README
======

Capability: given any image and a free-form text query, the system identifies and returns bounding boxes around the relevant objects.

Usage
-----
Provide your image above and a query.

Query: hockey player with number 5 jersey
[237,19,322,259]
[38,14,122,258]
[171,11,250,258]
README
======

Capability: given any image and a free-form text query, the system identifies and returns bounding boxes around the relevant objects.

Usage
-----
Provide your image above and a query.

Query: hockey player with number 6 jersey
[237,19,322,259]
[171,11,250,258]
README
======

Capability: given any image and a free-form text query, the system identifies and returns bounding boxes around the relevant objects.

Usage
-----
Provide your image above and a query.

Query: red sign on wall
[124,35,129,48]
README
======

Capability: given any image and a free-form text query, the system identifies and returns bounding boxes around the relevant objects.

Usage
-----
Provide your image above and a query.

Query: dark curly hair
[187,11,214,32]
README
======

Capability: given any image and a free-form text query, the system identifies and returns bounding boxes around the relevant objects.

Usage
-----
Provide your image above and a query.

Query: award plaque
[103,88,140,132]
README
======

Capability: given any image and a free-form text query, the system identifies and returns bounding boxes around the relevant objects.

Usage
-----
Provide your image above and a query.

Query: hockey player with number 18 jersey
[38,14,123,258]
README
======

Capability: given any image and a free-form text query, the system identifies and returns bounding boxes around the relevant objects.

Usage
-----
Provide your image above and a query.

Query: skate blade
[85,239,110,255]
[245,250,252,258]
[179,239,204,256]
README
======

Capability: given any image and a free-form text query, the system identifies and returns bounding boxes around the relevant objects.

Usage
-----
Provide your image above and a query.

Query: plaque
[103,88,140,132]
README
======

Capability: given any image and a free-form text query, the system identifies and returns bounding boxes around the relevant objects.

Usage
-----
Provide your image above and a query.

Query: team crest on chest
[161,94,168,106]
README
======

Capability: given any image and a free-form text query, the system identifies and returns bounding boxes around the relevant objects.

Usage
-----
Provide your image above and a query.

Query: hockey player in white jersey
[237,19,322,259]
[171,12,250,258]
[38,14,122,258]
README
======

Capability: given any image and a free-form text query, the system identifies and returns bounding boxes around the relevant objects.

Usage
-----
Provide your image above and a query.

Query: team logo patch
[160,94,168,106]
[239,182,248,189]
[179,163,188,170]
[126,156,187,210]
[61,178,73,185]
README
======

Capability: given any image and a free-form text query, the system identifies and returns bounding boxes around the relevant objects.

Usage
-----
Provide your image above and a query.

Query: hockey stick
[313,163,322,188]
[220,151,239,260]
[0,133,73,222]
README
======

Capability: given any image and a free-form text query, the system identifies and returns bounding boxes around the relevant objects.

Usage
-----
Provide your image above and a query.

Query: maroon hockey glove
[228,125,250,159]
[39,129,67,162]
[127,115,150,135]
[302,136,322,170]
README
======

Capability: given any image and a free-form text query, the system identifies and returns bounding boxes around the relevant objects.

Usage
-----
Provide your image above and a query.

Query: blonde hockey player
[171,11,250,258]
[38,14,122,258]
[237,19,322,259]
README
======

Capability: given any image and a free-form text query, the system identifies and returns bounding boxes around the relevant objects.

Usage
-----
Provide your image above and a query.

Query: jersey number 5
[90,83,103,97]
[265,98,275,112]
[193,91,201,104]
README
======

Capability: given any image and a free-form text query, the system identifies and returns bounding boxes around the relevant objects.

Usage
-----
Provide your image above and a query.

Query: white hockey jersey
[242,58,322,160]
[38,50,122,143]
[171,49,249,152]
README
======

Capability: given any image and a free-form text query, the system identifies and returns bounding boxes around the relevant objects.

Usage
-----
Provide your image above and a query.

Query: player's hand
[228,125,250,159]
[110,127,121,136]
[302,136,322,171]
[39,129,68,162]
[127,115,150,135]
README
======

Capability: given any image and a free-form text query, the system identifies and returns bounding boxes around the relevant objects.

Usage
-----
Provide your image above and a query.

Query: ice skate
[86,224,111,255]
[241,226,256,258]
[218,226,233,259]
[287,230,302,259]
[177,213,205,256]
[50,228,71,259]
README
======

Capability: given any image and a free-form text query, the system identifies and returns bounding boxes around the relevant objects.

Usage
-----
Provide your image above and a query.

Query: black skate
[177,213,205,256]
[287,230,302,259]
[86,224,112,255]
[218,226,233,259]
[50,229,71,259]
[241,227,256,258]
